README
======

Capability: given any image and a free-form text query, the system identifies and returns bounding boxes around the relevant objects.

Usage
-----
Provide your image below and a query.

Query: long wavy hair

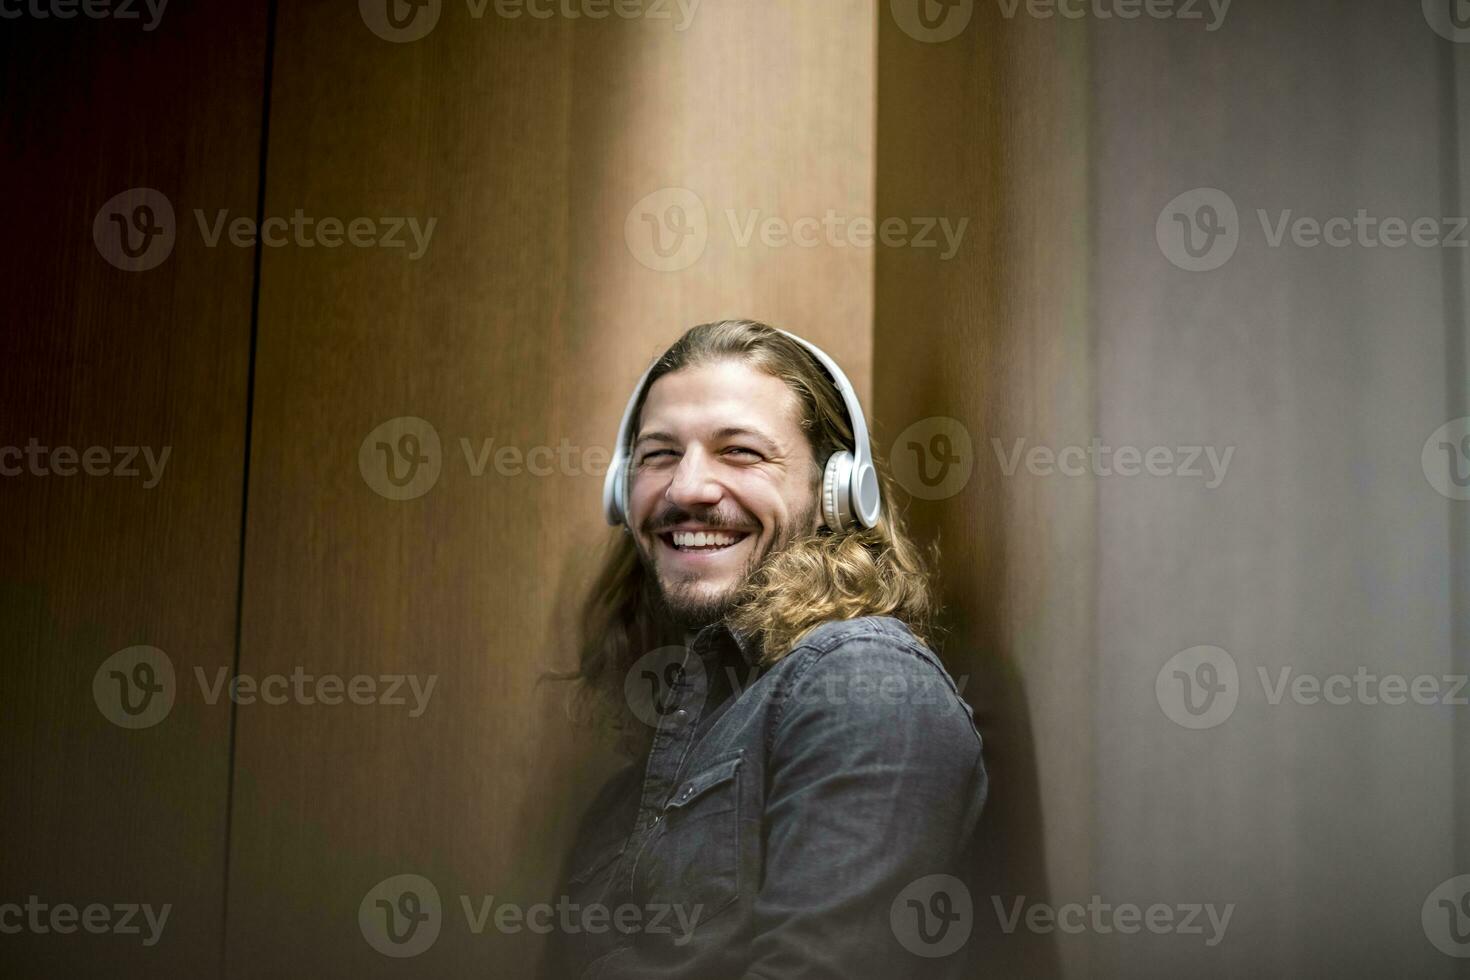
[563,319,941,751]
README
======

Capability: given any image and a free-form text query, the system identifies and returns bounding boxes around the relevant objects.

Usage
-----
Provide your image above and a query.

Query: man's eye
[725,447,762,459]
[640,449,677,463]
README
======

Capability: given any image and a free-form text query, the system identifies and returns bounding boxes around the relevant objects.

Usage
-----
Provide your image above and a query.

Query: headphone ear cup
[613,461,628,525]
[822,451,854,531]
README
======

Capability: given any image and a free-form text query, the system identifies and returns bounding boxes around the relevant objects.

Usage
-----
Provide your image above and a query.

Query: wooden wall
[221,1,876,977]
[0,5,268,976]
[6,1,1464,977]
[876,1,1468,977]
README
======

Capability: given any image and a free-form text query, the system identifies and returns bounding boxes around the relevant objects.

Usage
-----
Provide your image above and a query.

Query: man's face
[627,358,823,628]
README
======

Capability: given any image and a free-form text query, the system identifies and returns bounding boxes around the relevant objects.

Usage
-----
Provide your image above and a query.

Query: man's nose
[665,448,724,509]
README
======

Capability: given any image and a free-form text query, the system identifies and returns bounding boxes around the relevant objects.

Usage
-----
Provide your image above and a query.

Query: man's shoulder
[769,615,965,699]
[763,615,983,747]
[779,615,940,671]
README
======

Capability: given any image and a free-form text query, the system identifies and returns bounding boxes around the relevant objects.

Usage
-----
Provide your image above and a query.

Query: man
[545,319,986,979]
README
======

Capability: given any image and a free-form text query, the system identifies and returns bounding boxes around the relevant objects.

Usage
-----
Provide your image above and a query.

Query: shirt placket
[609,627,718,905]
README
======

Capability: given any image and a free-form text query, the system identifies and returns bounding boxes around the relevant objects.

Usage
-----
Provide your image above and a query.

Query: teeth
[671,530,742,549]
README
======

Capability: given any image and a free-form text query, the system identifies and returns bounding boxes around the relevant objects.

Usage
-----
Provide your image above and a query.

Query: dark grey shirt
[544,615,988,979]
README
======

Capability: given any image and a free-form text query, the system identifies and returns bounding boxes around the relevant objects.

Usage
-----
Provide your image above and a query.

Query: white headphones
[602,327,882,532]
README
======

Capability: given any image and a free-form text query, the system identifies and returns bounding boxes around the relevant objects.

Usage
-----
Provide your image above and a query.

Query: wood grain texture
[223,2,874,975]
[1091,5,1460,975]
[876,6,1093,977]
[0,6,267,977]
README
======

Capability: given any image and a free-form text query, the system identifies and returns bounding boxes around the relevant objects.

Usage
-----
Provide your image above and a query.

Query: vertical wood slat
[223,3,874,976]
[0,6,268,977]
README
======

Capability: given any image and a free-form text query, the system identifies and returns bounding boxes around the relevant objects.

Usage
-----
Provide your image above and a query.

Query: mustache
[645,507,758,534]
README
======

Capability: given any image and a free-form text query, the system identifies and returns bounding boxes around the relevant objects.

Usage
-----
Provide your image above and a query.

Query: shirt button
[671,708,690,728]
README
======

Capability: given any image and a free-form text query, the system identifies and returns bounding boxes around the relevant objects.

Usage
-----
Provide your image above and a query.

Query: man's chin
[654,581,737,630]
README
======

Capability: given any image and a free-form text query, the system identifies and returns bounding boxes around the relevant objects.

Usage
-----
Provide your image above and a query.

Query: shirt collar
[686,619,761,667]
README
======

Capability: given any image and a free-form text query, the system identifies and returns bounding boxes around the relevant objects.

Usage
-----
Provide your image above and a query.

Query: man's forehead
[637,361,802,438]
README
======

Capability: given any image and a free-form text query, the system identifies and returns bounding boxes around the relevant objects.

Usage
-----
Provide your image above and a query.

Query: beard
[635,497,818,630]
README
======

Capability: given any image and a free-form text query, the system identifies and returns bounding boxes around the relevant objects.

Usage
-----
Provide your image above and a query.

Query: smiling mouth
[658,529,752,554]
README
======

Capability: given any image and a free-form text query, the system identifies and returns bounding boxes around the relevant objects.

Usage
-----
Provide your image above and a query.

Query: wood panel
[875,6,1093,977]
[878,1,1465,978]
[0,6,267,977]
[223,2,874,976]
[1091,4,1459,975]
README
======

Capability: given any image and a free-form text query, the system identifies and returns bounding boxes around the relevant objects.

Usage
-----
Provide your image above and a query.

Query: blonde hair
[563,319,940,749]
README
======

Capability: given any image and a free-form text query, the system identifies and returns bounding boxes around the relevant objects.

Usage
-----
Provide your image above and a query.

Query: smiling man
[545,319,988,979]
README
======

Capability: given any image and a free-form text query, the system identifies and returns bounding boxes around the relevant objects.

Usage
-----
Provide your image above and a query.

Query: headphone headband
[601,326,881,531]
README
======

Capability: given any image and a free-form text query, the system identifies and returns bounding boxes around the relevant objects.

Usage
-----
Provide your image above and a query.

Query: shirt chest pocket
[639,752,744,927]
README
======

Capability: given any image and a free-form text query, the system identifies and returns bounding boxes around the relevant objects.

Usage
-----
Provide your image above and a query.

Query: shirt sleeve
[741,635,988,980]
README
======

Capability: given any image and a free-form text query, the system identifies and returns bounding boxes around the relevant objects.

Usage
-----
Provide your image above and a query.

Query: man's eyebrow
[633,427,780,451]
[713,426,779,451]
[633,431,678,449]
